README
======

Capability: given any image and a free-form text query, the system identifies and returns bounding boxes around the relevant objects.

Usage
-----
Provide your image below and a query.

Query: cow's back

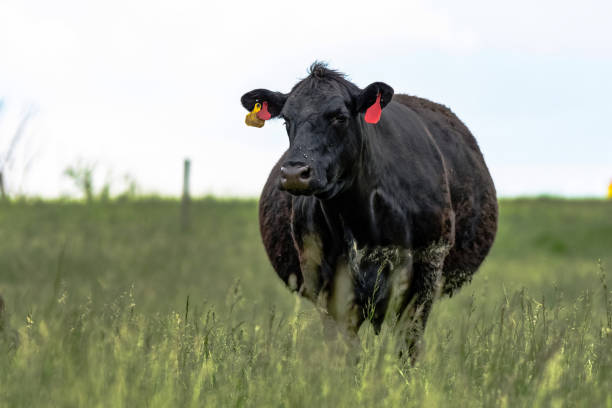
[392,94,498,295]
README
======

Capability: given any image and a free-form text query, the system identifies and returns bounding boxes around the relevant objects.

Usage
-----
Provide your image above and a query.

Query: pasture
[0,198,611,407]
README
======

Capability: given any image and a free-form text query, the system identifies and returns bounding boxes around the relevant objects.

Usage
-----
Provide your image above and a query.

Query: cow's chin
[279,182,343,200]
[281,187,315,196]
[313,181,345,201]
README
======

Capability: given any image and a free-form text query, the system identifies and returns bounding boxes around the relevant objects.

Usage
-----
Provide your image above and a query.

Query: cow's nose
[279,165,312,192]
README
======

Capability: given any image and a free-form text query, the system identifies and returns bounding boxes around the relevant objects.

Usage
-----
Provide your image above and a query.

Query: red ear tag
[364,93,382,124]
[256,101,272,120]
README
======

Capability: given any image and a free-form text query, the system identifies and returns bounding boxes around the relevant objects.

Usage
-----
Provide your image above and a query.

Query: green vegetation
[0,198,611,407]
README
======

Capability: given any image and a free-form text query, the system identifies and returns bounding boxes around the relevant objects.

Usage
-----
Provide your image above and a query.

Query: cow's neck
[319,128,386,248]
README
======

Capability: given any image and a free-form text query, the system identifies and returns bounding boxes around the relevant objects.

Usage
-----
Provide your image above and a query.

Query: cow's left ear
[240,89,288,118]
[354,82,394,123]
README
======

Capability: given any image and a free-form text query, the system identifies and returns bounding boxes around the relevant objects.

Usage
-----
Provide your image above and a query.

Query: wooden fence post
[181,159,191,231]
[0,293,5,330]
[0,172,5,201]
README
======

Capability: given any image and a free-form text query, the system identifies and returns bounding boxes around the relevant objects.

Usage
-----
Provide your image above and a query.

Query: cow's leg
[325,257,364,345]
[395,268,439,364]
[293,233,359,345]
[321,270,367,365]
[395,242,449,364]
[379,249,413,332]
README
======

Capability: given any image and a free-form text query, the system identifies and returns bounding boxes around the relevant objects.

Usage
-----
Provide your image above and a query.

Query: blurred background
[1,3,612,405]
[1,0,611,199]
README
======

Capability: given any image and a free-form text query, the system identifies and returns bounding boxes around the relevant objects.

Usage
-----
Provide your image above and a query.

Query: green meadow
[0,198,611,407]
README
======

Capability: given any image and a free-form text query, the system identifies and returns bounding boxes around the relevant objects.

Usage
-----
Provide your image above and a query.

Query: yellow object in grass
[608,181,612,199]
[245,103,265,128]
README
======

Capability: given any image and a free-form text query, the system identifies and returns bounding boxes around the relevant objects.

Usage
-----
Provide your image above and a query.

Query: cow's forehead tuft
[283,93,348,118]
[284,82,351,114]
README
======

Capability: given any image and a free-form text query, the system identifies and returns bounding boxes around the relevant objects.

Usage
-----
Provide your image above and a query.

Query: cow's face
[241,66,393,199]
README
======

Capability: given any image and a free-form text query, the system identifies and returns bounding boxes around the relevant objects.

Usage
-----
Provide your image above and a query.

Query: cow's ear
[241,89,288,118]
[354,82,394,122]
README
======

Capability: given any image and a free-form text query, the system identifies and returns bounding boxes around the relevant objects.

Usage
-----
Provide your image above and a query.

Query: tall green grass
[1,198,611,407]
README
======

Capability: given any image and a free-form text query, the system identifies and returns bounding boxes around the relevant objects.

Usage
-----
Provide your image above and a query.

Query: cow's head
[241,62,393,199]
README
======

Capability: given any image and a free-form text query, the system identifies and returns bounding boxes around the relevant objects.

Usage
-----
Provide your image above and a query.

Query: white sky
[0,0,611,198]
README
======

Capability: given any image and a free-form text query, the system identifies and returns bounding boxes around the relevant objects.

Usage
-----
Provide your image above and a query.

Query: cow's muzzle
[279,164,312,193]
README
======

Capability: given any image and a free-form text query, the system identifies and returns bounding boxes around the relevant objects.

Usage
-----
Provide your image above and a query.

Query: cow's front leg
[395,242,449,364]
[295,232,361,343]
[325,256,364,339]
[395,276,438,364]
[296,233,325,304]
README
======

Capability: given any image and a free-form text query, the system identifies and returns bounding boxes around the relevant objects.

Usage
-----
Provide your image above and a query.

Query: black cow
[241,63,497,360]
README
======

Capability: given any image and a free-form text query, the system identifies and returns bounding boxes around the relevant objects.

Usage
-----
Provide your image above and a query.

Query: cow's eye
[331,114,348,125]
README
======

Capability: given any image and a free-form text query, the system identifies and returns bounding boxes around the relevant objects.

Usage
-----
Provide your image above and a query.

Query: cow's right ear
[240,89,288,118]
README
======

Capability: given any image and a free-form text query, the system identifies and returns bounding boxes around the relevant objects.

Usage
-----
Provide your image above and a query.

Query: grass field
[0,198,611,407]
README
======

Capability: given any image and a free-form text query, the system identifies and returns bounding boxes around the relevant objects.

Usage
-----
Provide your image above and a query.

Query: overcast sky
[0,0,611,198]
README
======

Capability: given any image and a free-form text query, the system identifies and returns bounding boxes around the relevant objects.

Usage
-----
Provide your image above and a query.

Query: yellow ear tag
[245,103,265,128]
